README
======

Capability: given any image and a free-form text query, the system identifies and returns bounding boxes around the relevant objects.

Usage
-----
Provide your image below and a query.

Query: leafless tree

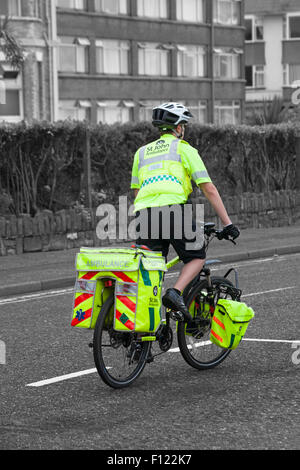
[0,17,24,69]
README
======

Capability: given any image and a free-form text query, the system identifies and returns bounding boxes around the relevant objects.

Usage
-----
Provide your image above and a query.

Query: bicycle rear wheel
[177,277,237,370]
[93,295,151,389]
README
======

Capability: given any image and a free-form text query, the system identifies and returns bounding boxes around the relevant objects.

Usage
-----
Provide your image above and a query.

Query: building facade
[0,0,246,125]
[0,0,57,122]
[245,0,300,106]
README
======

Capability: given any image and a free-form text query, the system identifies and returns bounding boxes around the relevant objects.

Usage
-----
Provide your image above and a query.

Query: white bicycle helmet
[152,102,193,129]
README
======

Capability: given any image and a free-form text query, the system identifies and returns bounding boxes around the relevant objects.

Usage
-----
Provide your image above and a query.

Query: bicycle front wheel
[93,295,151,389]
[177,277,235,370]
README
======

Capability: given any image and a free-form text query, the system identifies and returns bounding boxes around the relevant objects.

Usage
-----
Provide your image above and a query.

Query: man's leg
[174,258,205,292]
[161,207,206,321]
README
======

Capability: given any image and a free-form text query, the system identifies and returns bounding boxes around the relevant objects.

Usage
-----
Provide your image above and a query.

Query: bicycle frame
[90,223,242,387]
[165,225,240,293]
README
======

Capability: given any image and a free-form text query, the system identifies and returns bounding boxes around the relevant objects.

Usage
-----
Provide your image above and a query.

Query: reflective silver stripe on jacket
[131,176,139,185]
[138,139,181,170]
[192,170,210,181]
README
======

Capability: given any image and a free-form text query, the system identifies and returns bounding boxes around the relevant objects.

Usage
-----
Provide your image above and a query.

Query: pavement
[0,225,299,298]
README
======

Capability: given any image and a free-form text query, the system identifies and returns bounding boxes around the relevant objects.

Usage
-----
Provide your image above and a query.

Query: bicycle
[92,222,242,389]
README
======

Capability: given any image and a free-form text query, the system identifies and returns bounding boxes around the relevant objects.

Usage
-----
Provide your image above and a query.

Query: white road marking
[1,253,299,306]
[26,368,98,387]
[166,256,290,276]
[242,286,297,297]
[0,288,73,305]
[243,338,300,344]
[26,337,300,387]
[1,283,297,308]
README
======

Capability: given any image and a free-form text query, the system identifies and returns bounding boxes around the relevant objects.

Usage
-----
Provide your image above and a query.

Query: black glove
[222,224,240,240]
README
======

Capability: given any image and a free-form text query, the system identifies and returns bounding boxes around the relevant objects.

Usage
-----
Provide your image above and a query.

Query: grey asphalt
[0,225,299,297]
[0,251,299,450]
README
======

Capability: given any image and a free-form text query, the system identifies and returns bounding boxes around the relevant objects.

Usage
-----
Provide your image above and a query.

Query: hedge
[0,120,298,216]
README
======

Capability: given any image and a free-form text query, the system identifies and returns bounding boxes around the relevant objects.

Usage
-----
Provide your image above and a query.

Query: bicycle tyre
[93,295,151,389]
[177,277,236,370]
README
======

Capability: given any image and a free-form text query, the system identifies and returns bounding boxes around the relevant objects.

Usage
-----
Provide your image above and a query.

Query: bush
[246,96,289,125]
[0,120,298,216]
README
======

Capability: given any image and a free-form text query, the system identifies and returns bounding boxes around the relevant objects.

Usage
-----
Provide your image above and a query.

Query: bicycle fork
[202,267,216,315]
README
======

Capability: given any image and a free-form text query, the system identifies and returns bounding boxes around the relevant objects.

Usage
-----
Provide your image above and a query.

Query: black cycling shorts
[134,204,206,264]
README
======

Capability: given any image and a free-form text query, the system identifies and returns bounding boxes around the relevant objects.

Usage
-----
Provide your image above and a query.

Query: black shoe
[162,288,193,322]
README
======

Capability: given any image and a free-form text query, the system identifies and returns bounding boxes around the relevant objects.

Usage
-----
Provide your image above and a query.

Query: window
[137,0,168,19]
[97,100,133,124]
[290,64,300,85]
[288,14,300,39]
[214,48,242,79]
[186,100,207,123]
[245,19,252,41]
[8,0,21,16]
[138,43,170,76]
[284,64,300,86]
[139,100,163,121]
[58,100,91,121]
[246,65,265,88]
[57,0,87,9]
[253,66,264,87]
[0,89,21,117]
[0,59,23,122]
[176,0,204,23]
[139,100,207,123]
[214,100,240,125]
[245,16,264,41]
[177,45,207,77]
[95,40,130,75]
[58,37,90,73]
[94,0,127,15]
[213,0,241,26]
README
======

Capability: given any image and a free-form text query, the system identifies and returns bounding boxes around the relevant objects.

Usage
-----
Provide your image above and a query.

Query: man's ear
[176,124,182,134]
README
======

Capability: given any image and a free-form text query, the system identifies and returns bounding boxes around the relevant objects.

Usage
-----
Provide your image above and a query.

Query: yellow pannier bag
[210,299,255,350]
[71,247,167,333]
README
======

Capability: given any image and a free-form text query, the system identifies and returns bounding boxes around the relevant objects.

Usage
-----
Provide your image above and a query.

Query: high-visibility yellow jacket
[131,133,211,212]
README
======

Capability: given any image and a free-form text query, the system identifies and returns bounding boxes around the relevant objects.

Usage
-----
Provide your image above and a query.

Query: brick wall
[0,190,299,256]
[196,190,300,229]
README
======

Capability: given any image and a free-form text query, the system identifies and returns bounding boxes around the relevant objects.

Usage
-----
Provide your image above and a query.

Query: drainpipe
[210,0,215,124]
[44,0,58,122]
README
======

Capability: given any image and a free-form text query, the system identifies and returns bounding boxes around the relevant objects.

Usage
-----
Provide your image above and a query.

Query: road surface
[0,253,299,451]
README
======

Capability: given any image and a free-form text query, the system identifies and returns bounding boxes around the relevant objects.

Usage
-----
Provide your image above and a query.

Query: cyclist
[131,102,240,321]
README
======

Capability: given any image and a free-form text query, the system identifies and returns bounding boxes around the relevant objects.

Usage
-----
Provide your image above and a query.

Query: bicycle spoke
[177,277,233,369]
[93,296,151,388]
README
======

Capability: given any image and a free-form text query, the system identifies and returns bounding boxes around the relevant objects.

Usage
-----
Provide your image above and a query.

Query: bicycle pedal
[169,311,184,322]
[146,354,154,364]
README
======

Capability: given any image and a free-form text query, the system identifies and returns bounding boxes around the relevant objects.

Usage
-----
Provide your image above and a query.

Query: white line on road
[166,255,292,277]
[1,284,296,307]
[0,288,73,305]
[243,338,300,344]
[242,286,297,297]
[1,253,299,306]
[168,338,300,353]
[26,337,300,387]
[26,368,98,387]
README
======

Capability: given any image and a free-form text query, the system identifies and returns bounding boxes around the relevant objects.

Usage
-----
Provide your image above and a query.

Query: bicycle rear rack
[217,283,242,301]
[223,267,240,290]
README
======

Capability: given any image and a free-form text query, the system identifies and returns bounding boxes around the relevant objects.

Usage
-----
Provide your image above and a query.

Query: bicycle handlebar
[165,223,236,270]
[204,223,237,245]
